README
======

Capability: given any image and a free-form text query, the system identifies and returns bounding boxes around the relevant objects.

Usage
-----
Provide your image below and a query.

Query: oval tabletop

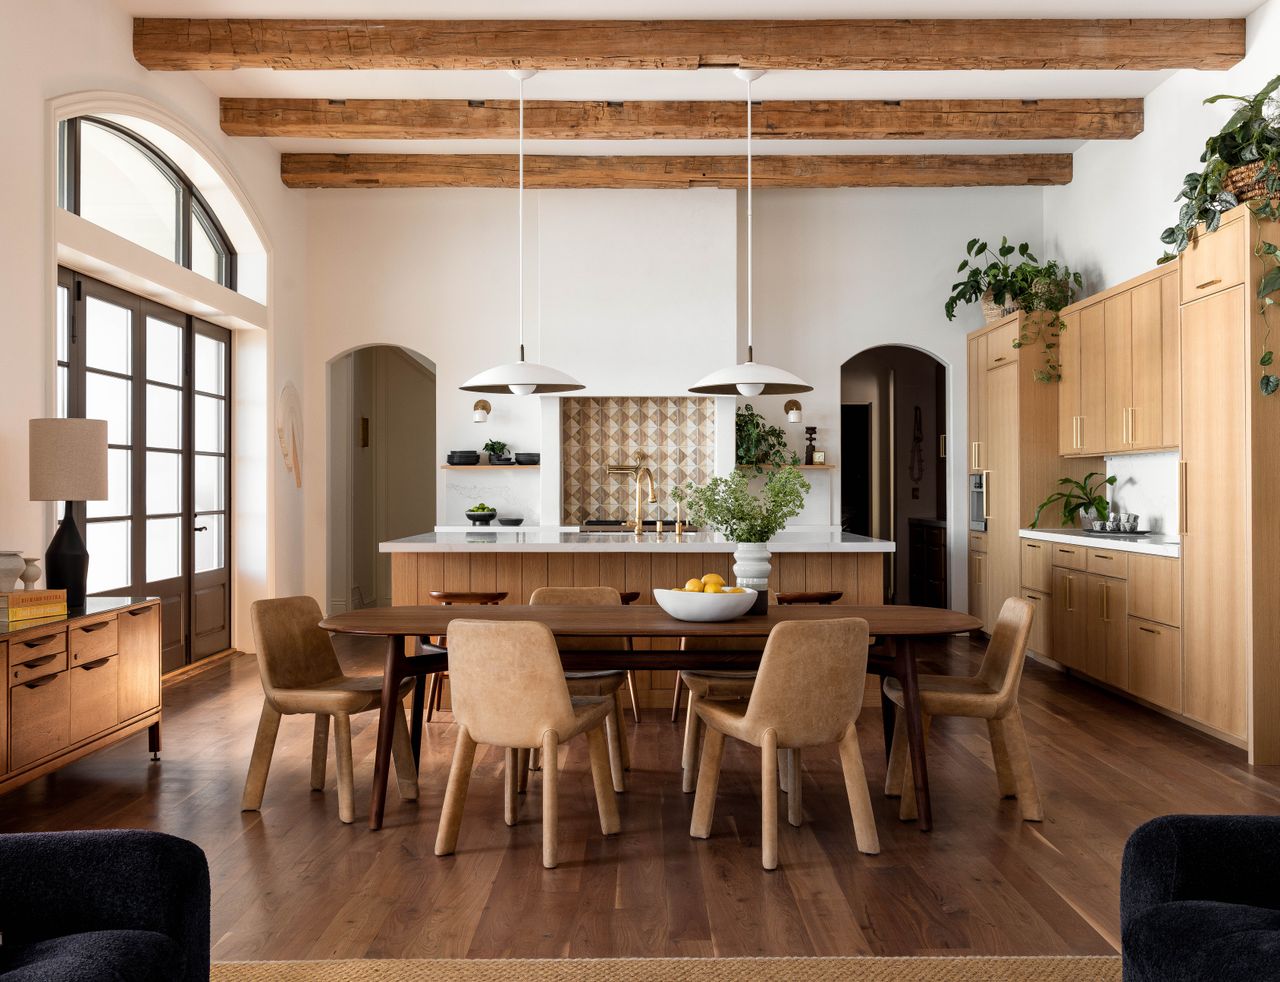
[319,603,982,639]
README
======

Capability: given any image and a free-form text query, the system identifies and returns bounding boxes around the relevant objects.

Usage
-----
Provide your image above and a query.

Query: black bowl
[514,453,541,465]
[498,518,524,527]
[467,511,497,526]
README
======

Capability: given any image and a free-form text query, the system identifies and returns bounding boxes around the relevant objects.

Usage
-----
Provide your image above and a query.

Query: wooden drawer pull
[1057,548,1075,555]
[77,657,112,671]
[18,652,57,671]
[126,608,149,617]
[1026,543,1041,550]
[1195,278,1222,290]
[21,634,60,648]
[23,672,61,689]
[992,355,1007,363]
[1139,626,1160,635]
[1094,554,1111,561]
[79,621,111,633]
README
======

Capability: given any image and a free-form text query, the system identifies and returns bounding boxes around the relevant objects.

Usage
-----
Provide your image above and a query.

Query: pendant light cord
[745,74,753,364]
[518,73,526,362]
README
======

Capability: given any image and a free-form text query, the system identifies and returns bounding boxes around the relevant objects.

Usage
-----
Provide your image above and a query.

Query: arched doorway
[327,345,437,612]
[841,345,948,606]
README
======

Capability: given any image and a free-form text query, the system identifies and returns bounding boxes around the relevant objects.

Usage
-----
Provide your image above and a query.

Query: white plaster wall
[1043,0,1280,291]
[1106,451,1180,534]
[0,0,309,650]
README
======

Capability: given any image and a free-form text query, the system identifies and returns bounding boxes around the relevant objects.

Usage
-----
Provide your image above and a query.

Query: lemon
[701,572,726,587]
[723,586,744,594]
[704,581,724,594]
[683,578,705,592]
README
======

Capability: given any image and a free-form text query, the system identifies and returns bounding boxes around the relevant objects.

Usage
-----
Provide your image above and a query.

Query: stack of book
[1,589,68,624]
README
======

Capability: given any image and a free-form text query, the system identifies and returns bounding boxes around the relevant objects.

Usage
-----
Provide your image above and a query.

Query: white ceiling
[117,1,1266,160]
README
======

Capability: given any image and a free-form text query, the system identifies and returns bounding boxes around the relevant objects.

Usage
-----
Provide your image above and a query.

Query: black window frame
[59,115,238,291]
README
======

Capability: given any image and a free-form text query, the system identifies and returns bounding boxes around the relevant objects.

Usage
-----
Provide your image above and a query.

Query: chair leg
[603,702,627,793]
[391,704,419,801]
[885,706,908,798]
[761,729,779,871]
[587,724,621,836]
[613,687,631,771]
[333,712,356,824]
[241,699,282,811]
[435,727,479,856]
[504,748,520,826]
[779,748,791,795]
[987,716,1018,798]
[999,706,1044,822]
[529,746,541,771]
[310,713,330,792]
[410,675,427,766]
[516,748,530,794]
[787,748,803,828]
[626,670,643,723]
[681,690,702,793]
[541,731,560,869]
[424,673,441,723]
[671,673,684,722]
[838,726,881,855]
[689,726,726,839]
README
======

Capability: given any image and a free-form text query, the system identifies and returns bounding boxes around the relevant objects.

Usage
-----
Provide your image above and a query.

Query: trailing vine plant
[1158,73,1280,394]
[735,404,799,474]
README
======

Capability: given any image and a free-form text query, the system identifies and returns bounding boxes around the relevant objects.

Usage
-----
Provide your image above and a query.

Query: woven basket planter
[980,289,1022,323]
[1223,161,1277,203]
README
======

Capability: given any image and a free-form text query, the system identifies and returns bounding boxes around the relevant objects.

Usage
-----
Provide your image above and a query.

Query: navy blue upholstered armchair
[0,829,209,982]
[1122,814,1280,982]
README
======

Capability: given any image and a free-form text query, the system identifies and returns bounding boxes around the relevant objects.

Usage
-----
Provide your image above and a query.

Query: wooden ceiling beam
[223,97,1143,141]
[135,18,1243,72]
[280,153,1073,189]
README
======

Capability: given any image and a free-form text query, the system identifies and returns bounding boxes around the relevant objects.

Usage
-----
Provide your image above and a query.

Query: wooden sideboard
[2,597,161,796]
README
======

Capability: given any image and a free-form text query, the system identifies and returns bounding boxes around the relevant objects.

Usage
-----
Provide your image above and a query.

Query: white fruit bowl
[653,587,758,622]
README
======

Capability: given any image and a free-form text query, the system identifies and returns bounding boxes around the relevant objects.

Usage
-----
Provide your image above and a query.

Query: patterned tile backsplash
[561,396,716,523]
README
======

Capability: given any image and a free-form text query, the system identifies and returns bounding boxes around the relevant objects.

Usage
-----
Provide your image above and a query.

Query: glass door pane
[190,321,231,660]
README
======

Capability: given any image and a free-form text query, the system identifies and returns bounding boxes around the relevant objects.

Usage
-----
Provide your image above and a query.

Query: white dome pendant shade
[690,69,812,398]
[461,69,584,397]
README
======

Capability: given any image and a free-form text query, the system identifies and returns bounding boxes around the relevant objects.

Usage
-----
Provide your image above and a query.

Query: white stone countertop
[381,526,896,554]
[1018,527,1181,558]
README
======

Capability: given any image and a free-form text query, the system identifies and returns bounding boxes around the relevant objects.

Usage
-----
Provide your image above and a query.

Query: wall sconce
[472,399,491,423]
[784,400,803,424]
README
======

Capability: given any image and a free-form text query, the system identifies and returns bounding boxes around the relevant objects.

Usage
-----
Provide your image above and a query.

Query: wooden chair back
[977,597,1035,715]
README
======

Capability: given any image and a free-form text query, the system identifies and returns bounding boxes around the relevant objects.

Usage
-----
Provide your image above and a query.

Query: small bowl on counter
[498,518,524,527]
[466,510,497,526]
[653,587,757,622]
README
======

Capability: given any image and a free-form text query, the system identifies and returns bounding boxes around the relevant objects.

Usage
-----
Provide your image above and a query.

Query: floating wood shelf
[442,464,540,470]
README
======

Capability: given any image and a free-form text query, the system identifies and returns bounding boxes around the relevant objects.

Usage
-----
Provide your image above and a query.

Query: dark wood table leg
[880,686,895,764]
[893,637,933,832]
[410,674,427,769]
[148,720,162,761]
[369,635,406,831]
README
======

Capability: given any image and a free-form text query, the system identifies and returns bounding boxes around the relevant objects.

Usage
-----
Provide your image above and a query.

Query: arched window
[59,116,236,289]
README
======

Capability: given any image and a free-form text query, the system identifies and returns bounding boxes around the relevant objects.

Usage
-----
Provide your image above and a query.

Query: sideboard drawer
[8,628,66,671]
[1086,548,1129,579]
[70,656,119,744]
[10,645,68,687]
[1049,542,1087,571]
[70,618,117,665]
[10,671,71,770]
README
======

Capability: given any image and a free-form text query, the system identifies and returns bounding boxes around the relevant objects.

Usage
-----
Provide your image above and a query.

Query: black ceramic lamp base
[45,501,89,611]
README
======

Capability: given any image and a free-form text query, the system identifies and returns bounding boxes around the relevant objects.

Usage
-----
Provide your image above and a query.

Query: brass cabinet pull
[1026,543,1041,550]
[21,634,59,649]
[1094,554,1111,561]
[1101,583,1109,621]
[23,673,60,689]
[993,355,1007,363]
[1195,278,1222,290]
[1065,575,1073,611]
[1139,625,1159,635]
[1057,548,1074,555]
[1179,461,1189,535]
[981,470,991,519]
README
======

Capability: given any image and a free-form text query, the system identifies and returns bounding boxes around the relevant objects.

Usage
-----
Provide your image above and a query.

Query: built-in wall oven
[969,472,988,531]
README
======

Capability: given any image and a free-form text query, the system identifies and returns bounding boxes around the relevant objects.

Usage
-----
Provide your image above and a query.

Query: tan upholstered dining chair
[434,619,620,869]
[883,595,1042,822]
[243,596,418,824]
[689,618,880,870]
[529,586,630,792]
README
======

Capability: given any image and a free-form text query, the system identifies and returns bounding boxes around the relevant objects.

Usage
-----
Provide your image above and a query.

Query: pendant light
[461,69,584,396]
[690,69,812,397]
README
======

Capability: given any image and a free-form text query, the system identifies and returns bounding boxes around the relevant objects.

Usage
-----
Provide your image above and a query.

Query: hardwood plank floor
[2,634,1278,961]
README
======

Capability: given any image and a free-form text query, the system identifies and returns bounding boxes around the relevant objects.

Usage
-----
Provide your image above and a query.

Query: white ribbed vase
[733,541,772,596]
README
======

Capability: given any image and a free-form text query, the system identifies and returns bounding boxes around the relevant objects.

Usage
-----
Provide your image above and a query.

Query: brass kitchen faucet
[607,453,657,535]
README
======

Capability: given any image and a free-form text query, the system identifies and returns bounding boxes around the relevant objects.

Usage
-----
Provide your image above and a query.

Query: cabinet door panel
[1180,216,1246,302]
[1128,618,1182,712]
[984,363,1020,633]
[968,551,986,627]
[1022,589,1050,658]
[117,605,161,722]
[70,657,119,744]
[1128,555,1181,627]
[986,321,1019,370]
[1058,311,1082,455]
[1020,540,1051,592]
[1104,293,1133,452]
[10,672,70,770]
[1051,567,1086,671]
[1181,287,1247,738]
[1129,278,1167,450]
[1160,273,1181,446]
[968,334,988,471]
[1079,304,1107,454]
[1086,575,1128,687]
[0,641,7,774]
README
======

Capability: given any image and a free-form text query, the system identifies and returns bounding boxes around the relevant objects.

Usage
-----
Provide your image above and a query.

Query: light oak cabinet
[1060,268,1178,456]
[1128,619,1182,713]
[1021,588,1050,657]
[1180,212,1247,302]
[968,550,986,628]
[1085,575,1128,689]
[1050,566,1086,672]
[1128,554,1180,627]
[1020,540,1051,593]
[968,333,987,471]
[2,599,162,797]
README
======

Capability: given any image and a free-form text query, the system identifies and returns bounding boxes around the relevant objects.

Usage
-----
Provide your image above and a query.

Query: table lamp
[29,418,108,610]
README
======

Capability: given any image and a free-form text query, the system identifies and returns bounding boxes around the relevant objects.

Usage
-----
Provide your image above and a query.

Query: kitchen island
[383,527,894,710]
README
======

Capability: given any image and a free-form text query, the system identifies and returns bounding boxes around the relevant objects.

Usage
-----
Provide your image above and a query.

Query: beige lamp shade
[29,418,109,501]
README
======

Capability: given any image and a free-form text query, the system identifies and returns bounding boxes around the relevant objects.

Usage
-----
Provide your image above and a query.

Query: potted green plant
[482,439,511,464]
[1029,472,1117,529]
[736,404,799,474]
[1013,259,1085,383]
[673,467,810,613]
[1159,73,1280,394]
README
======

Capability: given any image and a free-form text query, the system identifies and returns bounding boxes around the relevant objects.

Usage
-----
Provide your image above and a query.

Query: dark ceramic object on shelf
[466,511,497,526]
[498,518,524,527]
[514,453,540,465]
[488,455,513,465]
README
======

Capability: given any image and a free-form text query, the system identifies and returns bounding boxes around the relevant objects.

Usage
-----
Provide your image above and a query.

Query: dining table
[318,603,983,832]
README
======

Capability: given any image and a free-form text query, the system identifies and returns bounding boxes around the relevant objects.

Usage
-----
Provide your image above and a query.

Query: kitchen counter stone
[382,526,895,554]
[1018,527,1180,558]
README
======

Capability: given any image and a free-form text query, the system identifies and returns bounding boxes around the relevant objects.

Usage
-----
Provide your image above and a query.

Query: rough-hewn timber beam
[279,153,1073,189]
[135,18,1244,71]
[222,98,1144,141]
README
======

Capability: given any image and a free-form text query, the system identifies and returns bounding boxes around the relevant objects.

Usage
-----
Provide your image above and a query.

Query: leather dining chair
[418,590,507,727]
[243,596,419,824]
[434,619,620,869]
[689,617,880,870]
[529,586,630,792]
[883,595,1042,822]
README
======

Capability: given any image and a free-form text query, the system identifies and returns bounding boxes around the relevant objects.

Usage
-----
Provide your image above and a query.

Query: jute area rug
[213,956,1123,982]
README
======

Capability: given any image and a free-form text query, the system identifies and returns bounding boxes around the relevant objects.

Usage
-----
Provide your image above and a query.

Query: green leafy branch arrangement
[1029,472,1116,529]
[672,467,811,543]
[736,404,799,474]
[1158,72,1280,395]
[1013,259,1084,384]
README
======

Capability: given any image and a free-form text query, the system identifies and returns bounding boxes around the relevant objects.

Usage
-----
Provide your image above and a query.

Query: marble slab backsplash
[561,396,715,524]
[1106,450,1179,534]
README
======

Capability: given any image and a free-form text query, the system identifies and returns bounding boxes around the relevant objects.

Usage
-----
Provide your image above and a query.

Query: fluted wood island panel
[390,549,884,709]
